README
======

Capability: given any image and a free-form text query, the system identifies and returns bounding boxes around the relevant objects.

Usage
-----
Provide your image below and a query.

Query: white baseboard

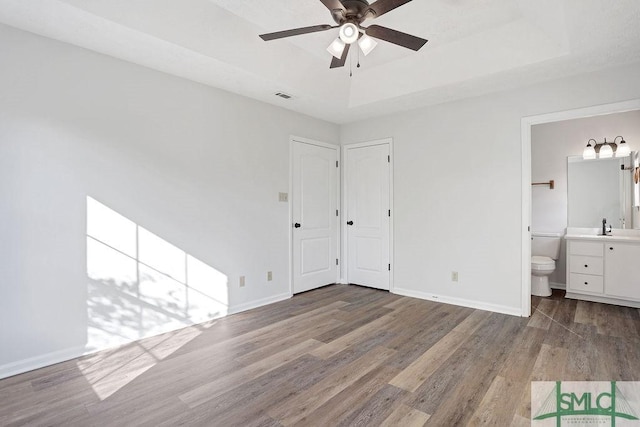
[392,287,523,317]
[1,293,291,381]
[565,292,640,308]
[0,345,86,380]
[228,292,291,315]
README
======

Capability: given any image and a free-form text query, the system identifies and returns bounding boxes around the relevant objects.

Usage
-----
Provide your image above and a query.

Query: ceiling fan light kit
[339,22,359,44]
[358,34,377,56]
[327,38,346,59]
[259,0,428,69]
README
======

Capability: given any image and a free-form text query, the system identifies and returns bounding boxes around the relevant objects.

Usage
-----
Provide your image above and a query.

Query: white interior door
[292,140,339,294]
[346,143,390,290]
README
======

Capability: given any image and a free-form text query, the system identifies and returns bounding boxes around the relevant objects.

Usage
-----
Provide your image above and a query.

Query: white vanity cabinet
[567,240,604,295]
[604,242,640,301]
[565,235,640,308]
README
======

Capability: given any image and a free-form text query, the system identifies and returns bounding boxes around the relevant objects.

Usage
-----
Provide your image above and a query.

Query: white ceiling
[1,0,639,124]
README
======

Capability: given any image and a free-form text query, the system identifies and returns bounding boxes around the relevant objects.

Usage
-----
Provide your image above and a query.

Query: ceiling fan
[259,0,428,69]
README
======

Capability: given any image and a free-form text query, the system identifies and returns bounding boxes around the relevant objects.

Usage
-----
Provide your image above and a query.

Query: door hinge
[387,155,390,163]
[528,226,531,232]
[388,264,391,271]
[336,258,339,265]
[388,209,391,217]
[336,160,339,168]
[336,209,339,217]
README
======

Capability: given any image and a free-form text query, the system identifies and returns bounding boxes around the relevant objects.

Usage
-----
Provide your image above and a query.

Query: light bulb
[583,145,596,159]
[599,143,613,158]
[339,23,359,44]
[358,34,377,56]
[326,38,346,59]
[616,140,630,157]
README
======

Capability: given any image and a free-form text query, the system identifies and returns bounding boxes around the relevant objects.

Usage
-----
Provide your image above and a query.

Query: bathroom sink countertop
[565,234,640,242]
[565,228,640,243]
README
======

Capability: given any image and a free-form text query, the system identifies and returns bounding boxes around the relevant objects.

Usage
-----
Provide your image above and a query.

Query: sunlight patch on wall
[84,196,228,398]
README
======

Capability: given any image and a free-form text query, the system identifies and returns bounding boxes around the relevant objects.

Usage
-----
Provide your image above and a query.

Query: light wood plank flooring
[1,285,639,426]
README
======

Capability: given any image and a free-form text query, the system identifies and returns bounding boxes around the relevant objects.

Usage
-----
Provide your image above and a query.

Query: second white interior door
[345,143,390,290]
[292,140,339,293]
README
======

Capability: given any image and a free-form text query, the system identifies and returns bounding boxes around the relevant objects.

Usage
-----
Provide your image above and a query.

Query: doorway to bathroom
[521,99,640,316]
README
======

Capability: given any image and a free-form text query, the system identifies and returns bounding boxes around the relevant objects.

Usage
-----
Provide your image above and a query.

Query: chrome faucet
[602,218,612,236]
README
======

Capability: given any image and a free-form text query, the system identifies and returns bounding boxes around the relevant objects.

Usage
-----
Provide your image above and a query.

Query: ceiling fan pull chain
[357,44,361,68]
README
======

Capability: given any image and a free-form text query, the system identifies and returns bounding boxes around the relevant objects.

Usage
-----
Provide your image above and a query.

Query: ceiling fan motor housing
[332,0,374,25]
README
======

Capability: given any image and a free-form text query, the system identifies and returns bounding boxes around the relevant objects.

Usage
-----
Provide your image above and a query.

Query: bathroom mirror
[567,152,637,228]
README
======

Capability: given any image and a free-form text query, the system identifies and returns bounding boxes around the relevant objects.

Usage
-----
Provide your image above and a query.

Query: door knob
[347,221,354,225]
[294,223,301,228]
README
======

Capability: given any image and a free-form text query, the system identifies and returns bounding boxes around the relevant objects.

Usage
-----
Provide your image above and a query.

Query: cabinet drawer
[569,255,603,275]
[569,241,603,257]
[569,273,604,294]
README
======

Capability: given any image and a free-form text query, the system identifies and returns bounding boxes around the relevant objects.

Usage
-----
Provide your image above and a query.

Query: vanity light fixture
[582,136,630,159]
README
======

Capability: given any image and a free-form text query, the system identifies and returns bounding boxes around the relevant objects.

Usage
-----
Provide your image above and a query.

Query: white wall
[340,62,640,315]
[531,110,640,285]
[0,24,339,378]
[3,20,640,380]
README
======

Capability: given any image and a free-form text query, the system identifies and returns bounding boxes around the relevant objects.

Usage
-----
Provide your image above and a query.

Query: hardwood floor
[1,285,639,426]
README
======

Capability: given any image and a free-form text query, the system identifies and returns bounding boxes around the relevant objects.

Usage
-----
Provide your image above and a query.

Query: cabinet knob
[584,264,588,268]
[609,247,614,250]
[584,282,588,285]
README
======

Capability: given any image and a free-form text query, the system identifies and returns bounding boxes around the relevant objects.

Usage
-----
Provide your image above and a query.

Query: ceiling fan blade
[260,24,334,41]
[320,0,346,22]
[330,42,350,69]
[365,25,427,51]
[366,0,413,18]
[319,0,346,13]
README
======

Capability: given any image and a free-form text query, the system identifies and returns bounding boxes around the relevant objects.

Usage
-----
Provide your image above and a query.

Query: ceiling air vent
[275,92,293,100]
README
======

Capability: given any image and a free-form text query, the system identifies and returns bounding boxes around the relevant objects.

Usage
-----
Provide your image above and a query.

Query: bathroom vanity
[563,150,640,308]
[565,231,640,308]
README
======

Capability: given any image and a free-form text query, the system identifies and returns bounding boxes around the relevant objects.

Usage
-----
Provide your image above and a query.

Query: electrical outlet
[239,275,245,287]
[451,271,459,282]
[267,271,272,281]
[278,192,288,202]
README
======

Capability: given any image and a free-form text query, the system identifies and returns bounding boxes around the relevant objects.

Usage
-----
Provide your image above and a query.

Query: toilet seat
[531,256,555,271]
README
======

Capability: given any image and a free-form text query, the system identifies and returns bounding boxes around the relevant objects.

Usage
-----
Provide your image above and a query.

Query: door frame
[520,98,640,316]
[341,138,394,291]
[289,136,341,296]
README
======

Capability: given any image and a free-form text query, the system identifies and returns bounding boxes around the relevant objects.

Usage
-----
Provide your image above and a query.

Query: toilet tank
[531,232,562,259]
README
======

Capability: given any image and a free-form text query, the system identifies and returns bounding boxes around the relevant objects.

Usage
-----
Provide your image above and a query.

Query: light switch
[279,192,288,202]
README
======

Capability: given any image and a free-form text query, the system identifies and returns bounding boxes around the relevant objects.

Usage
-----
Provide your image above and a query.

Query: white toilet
[531,232,562,297]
